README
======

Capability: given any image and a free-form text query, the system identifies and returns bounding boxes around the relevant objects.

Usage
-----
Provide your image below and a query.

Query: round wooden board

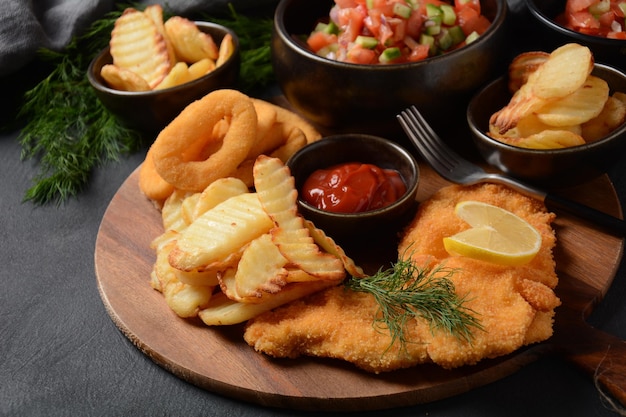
[95,164,623,412]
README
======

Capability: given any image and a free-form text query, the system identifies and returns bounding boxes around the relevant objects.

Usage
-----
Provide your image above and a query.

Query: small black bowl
[467,63,626,187]
[526,0,626,70]
[272,0,509,135]
[88,21,240,134]
[286,134,419,243]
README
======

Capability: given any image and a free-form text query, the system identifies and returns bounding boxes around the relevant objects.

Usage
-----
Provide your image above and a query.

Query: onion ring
[152,89,258,192]
[138,145,176,204]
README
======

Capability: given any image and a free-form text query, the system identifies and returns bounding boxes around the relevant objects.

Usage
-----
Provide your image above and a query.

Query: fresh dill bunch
[207,4,275,92]
[345,257,483,352]
[18,7,142,205]
[17,3,275,205]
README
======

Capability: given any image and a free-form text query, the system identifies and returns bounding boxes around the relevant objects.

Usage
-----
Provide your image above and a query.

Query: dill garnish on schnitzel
[345,257,483,352]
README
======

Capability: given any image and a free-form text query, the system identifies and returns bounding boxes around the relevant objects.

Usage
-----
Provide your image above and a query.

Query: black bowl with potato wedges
[88,5,240,133]
[467,43,626,187]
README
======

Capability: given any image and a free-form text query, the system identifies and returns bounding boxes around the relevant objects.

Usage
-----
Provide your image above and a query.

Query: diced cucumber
[438,29,453,51]
[393,2,413,19]
[589,0,610,15]
[379,47,402,63]
[465,31,480,44]
[406,0,419,9]
[313,22,328,33]
[440,4,457,26]
[419,33,436,54]
[325,21,339,35]
[619,2,626,15]
[317,43,339,58]
[425,22,442,36]
[313,22,338,35]
[426,3,442,18]
[356,35,378,49]
[448,25,466,45]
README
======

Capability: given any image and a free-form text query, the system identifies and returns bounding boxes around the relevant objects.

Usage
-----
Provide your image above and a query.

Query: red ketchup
[301,162,406,213]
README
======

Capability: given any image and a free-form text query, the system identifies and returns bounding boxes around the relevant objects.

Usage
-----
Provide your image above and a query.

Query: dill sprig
[208,4,275,92]
[17,4,275,205]
[345,257,483,352]
[18,8,142,205]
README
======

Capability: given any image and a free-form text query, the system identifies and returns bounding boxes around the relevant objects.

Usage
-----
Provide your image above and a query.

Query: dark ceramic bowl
[526,0,626,69]
[271,0,509,135]
[286,134,419,242]
[88,22,240,134]
[467,63,626,187]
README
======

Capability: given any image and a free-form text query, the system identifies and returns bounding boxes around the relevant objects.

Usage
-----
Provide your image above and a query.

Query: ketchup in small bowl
[286,134,419,243]
[302,162,407,213]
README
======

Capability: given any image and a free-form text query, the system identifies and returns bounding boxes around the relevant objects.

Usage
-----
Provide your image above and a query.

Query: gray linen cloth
[0,0,277,77]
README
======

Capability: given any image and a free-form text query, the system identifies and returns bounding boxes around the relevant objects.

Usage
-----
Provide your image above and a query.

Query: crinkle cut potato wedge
[109,8,171,89]
[165,16,219,63]
[151,241,214,318]
[253,156,345,280]
[198,280,340,326]
[191,177,249,221]
[154,61,192,91]
[100,64,151,92]
[304,219,366,278]
[143,4,177,65]
[234,233,289,301]
[168,192,274,272]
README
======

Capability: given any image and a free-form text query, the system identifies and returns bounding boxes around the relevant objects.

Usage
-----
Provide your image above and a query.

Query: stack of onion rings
[139,89,321,206]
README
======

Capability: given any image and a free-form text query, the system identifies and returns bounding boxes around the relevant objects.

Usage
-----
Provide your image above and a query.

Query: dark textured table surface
[2,2,626,416]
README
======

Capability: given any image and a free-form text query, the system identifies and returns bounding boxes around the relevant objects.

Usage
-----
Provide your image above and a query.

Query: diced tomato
[566,0,597,13]
[457,6,490,35]
[455,0,481,14]
[335,0,359,8]
[364,8,383,36]
[407,43,431,61]
[567,10,601,29]
[306,0,494,64]
[378,20,395,46]
[368,0,396,17]
[598,10,616,26]
[307,31,338,52]
[560,0,626,38]
[389,18,407,43]
[346,44,377,63]
[608,30,626,38]
[405,10,424,38]
[337,6,367,43]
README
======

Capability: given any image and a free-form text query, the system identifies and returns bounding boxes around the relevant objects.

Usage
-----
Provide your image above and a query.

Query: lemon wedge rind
[443,201,542,266]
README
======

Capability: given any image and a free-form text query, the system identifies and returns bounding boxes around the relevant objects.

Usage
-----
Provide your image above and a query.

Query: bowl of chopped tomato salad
[527,0,626,69]
[271,0,508,134]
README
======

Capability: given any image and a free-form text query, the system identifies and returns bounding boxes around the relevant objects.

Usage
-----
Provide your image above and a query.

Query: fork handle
[482,174,626,236]
[543,193,626,236]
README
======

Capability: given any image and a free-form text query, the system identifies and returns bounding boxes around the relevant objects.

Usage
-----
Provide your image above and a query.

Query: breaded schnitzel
[244,183,560,373]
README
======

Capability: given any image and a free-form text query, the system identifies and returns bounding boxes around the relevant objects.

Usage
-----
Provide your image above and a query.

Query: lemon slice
[443,201,542,266]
